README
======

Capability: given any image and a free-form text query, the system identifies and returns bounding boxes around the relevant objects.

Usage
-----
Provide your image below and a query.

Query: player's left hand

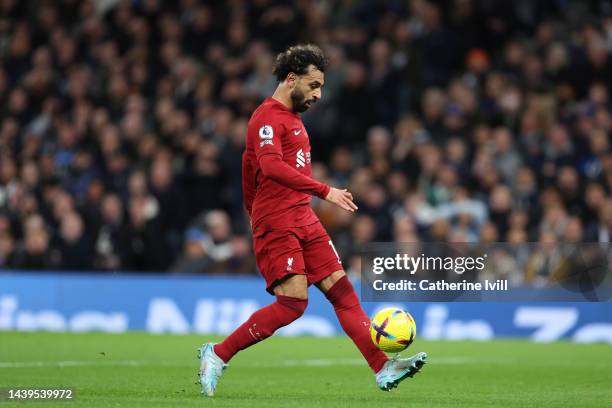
[325,187,358,212]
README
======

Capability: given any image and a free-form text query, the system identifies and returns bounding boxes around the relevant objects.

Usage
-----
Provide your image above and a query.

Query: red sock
[325,276,388,373]
[213,295,307,363]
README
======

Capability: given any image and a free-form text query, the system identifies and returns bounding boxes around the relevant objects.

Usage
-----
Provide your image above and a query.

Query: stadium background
[0,0,611,344]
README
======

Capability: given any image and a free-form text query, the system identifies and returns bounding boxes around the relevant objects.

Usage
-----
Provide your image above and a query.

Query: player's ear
[286,72,297,87]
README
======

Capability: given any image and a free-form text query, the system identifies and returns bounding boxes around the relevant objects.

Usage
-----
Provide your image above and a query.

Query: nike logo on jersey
[293,129,302,135]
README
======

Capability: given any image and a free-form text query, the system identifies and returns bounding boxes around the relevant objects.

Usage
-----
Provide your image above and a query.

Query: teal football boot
[375,352,427,391]
[197,343,227,396]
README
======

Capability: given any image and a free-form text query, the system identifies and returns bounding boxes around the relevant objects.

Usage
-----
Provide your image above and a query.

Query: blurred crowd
[1,0,612,279]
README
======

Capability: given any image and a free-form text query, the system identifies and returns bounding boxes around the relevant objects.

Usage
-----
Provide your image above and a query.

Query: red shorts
[253,221,343,294]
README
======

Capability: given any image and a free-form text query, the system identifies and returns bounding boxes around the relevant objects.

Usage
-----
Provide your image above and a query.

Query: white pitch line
[0,360,163,368]
[0,356,479,369]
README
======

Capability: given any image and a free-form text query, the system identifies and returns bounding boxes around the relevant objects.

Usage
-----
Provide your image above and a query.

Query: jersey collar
[265,97,299,117]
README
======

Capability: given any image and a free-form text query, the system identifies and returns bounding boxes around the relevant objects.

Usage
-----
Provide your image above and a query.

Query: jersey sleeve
[259,154,330,199]
[253,119,284,161]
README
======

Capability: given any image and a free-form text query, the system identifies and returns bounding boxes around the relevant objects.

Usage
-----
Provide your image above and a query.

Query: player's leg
[198,230,308,396]
[213,274,308,362]
[303,222,426,390]
[315,270,389,373]
[317,271,427,391]
[198,275,307,396]
[299,222,388,373]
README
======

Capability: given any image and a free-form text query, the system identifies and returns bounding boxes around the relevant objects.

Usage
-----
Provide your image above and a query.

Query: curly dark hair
[272,44,328,82]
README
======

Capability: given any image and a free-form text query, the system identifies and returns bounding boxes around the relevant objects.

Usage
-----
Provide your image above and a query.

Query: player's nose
[313,88,322,101]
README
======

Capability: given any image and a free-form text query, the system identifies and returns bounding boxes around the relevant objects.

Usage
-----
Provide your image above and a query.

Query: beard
[290,87,315,113]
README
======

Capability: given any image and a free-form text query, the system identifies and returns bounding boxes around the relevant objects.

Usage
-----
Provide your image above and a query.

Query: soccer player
[198,44,427,396]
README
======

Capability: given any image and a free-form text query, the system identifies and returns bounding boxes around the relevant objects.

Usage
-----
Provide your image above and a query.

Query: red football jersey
[243,97,330,236]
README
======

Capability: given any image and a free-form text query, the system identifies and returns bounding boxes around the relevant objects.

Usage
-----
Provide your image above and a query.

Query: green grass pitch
[0,331,611,407]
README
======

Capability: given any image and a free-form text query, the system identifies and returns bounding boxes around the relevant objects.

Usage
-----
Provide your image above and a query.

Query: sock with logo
[325,276,388,373]
[213,295,308,363]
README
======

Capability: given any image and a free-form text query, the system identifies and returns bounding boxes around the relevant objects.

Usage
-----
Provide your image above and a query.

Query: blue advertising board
[1,272,611,343]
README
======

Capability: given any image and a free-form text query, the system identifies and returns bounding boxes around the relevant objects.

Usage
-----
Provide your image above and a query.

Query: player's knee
[317,270,347,292]
[272,274,308,299]
[325,275,359,309]
[276,295,308,322]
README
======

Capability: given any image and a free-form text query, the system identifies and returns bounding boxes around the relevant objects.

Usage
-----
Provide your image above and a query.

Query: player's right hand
[325,187,358,212]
